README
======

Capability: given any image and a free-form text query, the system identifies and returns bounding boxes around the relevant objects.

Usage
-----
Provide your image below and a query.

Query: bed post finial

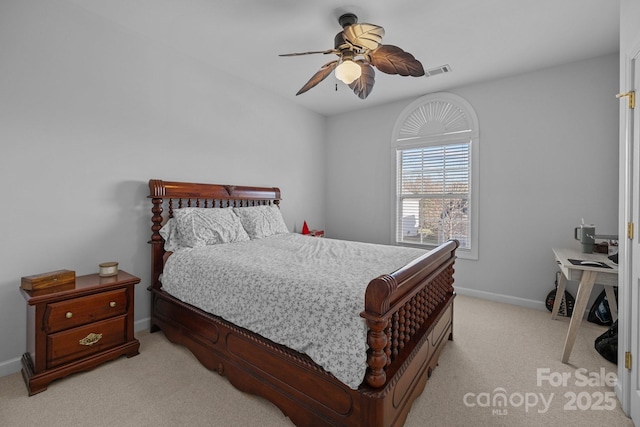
[149,179,166,197]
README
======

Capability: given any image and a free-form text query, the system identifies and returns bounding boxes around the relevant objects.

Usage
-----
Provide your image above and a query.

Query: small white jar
[99,262,119,277]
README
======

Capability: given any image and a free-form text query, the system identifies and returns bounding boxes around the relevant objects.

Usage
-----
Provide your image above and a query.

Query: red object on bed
[147,179,458,427]
[302,220,310,235]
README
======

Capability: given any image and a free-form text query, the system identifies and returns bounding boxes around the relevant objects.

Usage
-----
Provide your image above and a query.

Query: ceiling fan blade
[369,45,425,77]
[342,23,385,51]
[279,49,337,57]
[295,60,339,96]
[348,62,375,99]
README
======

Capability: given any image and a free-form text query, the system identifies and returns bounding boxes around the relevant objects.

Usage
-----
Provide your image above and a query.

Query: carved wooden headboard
[147,179,281,289]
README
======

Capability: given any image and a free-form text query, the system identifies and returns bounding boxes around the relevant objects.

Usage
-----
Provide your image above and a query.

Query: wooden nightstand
[20,271,140,395]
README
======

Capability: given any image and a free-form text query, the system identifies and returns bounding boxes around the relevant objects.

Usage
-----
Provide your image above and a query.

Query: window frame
[391,92,479,260]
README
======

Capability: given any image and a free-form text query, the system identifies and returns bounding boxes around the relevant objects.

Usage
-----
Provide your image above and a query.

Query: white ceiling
[67,0,620,116]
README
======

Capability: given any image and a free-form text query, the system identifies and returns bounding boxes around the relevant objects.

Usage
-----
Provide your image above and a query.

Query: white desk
[551,248,618,363]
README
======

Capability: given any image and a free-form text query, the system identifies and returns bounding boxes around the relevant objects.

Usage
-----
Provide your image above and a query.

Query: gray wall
[0,0,326,375]
[326,53,619,307]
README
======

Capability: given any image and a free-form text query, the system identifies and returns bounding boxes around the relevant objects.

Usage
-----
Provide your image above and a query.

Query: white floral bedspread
[161,233,427,389]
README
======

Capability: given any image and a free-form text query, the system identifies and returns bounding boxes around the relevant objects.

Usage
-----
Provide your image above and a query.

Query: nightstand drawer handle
[65,312,73,319]
[109,301,116,308]
[79,333,103,346]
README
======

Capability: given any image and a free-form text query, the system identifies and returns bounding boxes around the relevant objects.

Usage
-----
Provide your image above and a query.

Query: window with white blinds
[392,93,479,259]
[397,142,470,248]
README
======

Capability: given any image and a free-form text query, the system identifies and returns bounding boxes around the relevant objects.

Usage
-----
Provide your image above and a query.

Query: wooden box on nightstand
[20,271,141,395]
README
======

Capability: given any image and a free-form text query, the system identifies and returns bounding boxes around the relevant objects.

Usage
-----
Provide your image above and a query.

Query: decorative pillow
[173,207,250,248]
[159,218,182,252]
[233,205,289,239]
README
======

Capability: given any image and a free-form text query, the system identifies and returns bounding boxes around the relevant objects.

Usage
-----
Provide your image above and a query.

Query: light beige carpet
[0,295,634,427]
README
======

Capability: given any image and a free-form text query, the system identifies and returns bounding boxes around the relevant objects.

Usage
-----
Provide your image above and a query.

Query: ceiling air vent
[424,64,452,77]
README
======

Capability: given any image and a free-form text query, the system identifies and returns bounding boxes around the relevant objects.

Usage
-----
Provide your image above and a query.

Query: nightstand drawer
[45,289,127,333]
[47,316,127,369]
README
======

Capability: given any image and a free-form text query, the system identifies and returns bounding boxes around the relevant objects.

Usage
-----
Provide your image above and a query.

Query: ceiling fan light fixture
[335,59,361,84]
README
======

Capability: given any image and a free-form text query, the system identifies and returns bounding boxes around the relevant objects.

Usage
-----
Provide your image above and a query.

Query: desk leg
[561,270,597,363]
[604,285,618,322]
[551,272,567,320]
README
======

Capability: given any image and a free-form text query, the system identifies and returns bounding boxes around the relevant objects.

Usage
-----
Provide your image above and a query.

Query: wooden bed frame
[148,179,458,427]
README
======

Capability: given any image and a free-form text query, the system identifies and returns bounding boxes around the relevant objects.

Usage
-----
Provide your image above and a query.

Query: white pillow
[173,207,250,248]
[159,218,182,251]
[233,205,289,239]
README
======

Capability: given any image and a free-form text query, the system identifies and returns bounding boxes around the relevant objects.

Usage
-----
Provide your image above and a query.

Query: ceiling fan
[280,13,425,100]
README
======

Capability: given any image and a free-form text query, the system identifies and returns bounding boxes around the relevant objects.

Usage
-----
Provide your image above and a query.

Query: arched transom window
[392,92,479,259]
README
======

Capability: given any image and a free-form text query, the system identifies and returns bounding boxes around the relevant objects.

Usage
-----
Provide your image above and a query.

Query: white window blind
[397,142,471,249]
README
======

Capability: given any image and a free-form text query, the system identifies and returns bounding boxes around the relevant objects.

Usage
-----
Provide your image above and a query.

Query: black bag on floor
[545,289,575,316]
[594,320,618,364]
[587,289,618,326]
[545,273,575,317]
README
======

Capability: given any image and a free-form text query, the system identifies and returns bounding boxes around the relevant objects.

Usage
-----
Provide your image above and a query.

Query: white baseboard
[0,317,152,378]
[455,286,547,311]
[0,357,21,378]
[134,317,151,332]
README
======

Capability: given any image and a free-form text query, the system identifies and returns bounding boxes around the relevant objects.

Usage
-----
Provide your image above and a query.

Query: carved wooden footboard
[148,179,458,427]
